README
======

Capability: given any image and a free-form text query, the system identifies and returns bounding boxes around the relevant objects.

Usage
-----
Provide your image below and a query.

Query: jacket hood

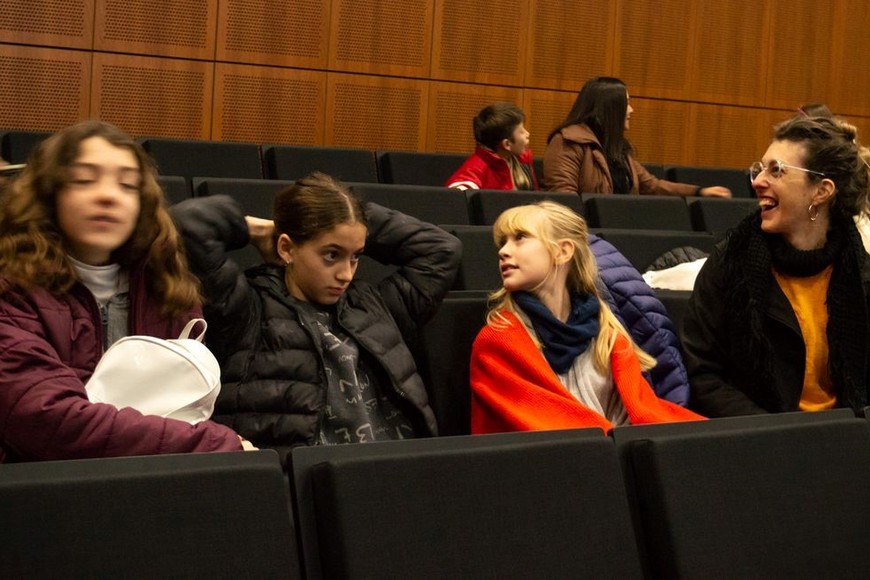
[558,124,601,147]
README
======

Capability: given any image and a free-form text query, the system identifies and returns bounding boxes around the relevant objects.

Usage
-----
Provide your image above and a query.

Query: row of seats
[5,409,868,578]
[1,129,754,195]
[159,177,754,277]
[162,177,759,237]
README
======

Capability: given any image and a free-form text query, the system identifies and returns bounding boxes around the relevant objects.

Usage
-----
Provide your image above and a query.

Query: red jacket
[0,266,242,462]
[446,146,538,191]
[470,311,704,433]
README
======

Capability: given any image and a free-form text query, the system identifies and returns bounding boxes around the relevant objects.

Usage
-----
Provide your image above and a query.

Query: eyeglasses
[749,159,826,181]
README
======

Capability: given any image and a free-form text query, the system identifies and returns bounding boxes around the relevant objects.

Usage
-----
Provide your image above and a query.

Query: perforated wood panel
[91,53,212,139]
[692,0,769,106]
[426,82,523,153]
[328,0,432,77]
[626,98,688,164]
[765,0,834,110]
[431,0,527,85]
[849,116,870,151]
[326,73,427,150]
[830,0,870,116]
[521,89,577,158]
[689,105,771,168]
[0,0,94,49]
[213,64,325,144]
[614,0,696,99]
[0,46,90,131]
[94,0,217,59]
[525,0,615,91]
[217,0,329,68]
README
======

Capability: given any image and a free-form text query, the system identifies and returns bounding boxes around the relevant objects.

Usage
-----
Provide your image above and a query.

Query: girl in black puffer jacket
[172,172,462,465]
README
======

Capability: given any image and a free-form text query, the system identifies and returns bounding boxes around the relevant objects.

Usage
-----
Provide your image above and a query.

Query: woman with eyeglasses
[544,76,731,197]
[681,116,870,417]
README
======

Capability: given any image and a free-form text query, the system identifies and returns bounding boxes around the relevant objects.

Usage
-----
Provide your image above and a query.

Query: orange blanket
[470,311,704,433]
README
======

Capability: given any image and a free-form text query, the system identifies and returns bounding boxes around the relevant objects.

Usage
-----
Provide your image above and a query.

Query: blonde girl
[470,201,703,432]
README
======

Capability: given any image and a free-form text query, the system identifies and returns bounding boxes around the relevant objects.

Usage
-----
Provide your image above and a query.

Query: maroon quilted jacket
[0,265,242,462]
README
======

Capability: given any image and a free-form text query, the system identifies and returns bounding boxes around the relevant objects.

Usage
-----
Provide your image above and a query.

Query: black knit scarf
[722,213,868,410]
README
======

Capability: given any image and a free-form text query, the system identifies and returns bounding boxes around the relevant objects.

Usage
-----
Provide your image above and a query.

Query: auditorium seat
[418,292,488,436]
[0,451,300,578]
[0,129,52,163]
[533,157,544,184]
[687,197,759,237]
[349,182,470,225]
[466,189,583,225]
[642,163,666,179]
[290,430,640,580]
[377,151,468,186]
[156,175,191,205]
[654,289,693,341]
[582,194,693,230]
[193,177,293,271]
[593,229,716,272]
[140,138,263,183]
[444,225,500,291]
[666,165,754,198]
[623,417,870,578]
[263,144,378,182]
[193,177,292,219]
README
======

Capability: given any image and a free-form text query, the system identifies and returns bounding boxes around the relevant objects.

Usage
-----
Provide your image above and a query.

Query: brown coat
[543,123,699,197]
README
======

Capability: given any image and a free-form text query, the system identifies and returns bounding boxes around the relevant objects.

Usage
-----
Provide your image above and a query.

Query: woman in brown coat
[544,76,731,198]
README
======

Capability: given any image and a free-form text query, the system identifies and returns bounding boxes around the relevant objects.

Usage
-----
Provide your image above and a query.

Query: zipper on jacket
[99,304,109,352]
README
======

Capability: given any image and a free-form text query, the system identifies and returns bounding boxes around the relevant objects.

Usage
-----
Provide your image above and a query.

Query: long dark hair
[547,76,632,162]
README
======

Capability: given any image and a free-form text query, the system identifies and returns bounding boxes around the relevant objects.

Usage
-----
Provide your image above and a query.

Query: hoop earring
[808,203,819,222]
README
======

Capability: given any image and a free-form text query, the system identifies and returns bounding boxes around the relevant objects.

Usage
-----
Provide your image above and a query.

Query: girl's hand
[238,436,258,451]
[245,216,280,264]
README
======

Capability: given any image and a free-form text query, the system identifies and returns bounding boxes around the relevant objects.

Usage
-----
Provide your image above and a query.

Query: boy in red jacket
[446,102,537,191]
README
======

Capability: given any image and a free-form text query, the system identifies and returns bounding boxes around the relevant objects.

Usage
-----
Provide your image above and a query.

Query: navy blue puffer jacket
[591,235,690,405]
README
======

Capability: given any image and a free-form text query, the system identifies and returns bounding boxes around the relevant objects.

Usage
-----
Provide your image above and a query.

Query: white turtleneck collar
[69,256,128,307]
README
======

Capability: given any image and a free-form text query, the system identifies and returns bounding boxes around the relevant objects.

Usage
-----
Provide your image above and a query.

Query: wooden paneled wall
[0,0,867,169]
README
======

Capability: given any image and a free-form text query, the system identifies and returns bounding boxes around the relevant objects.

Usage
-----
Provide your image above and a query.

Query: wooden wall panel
[328,0,432,77]
[849,117,870,151]
[521,89,577,158]
[689,105,772,168]
[94,0,217,60]
[614,0,697,99]
[431,0,527,86]
[213,64,326,144]
[326,73,428,151]
[765,0,835,110]
[691,0,770,106]
[525,0,615,91]
[0,0,94,49]
[216,0,329,68]
[91,53,213,139]
[0,46,90,131]
[829,0,870,116]
[426,82,523,153]
[0,0,854,170]
[626,98,689,165]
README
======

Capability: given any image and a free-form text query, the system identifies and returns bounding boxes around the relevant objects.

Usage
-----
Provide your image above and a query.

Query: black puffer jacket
[172,196,462,464]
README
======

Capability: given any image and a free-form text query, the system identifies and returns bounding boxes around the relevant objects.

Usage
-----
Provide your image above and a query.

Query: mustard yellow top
[773,265,836,411]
